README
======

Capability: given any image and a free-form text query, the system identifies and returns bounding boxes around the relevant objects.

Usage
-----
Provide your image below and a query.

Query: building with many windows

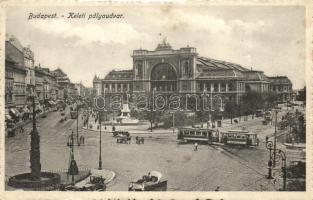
[95,40,293,109]
[269,76,293,102]
[5,38,27,109]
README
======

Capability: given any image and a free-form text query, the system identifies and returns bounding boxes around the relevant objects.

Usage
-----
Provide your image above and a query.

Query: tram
[177,128,217,143]
[220,130,259,146]
[177,128,259,147]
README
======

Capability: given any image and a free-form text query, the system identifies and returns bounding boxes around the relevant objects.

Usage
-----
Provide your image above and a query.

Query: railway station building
[93,40,293,109]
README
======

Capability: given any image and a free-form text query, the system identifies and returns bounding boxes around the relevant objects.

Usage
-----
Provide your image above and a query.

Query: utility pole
[30,86,41,180]
[68,129,78,185]
[98,111,102,170]
[172,112,175,133]
[76,103,80,146]
[273,110,278,167]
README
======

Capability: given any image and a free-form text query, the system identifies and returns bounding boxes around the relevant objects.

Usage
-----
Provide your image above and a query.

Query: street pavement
[5,106,305,191]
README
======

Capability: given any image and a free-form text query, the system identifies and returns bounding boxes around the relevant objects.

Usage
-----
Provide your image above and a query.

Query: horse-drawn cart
[116,135,131,144]
[113,131,129,137]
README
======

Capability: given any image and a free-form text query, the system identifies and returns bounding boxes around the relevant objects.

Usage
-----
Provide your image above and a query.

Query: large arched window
[151,63,177,92]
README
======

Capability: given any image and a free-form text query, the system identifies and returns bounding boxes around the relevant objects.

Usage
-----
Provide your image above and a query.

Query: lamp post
[30,86,41,180]
[68,129,79,185]
[172,112,175,133]
[273,109,278,167]
[98,111,102,170]
[266,136,287,190]
[278,149,287,191]
[76,103,79,146]
[150,88,156,132]
[265,136,274,179]
[210,87,214,128]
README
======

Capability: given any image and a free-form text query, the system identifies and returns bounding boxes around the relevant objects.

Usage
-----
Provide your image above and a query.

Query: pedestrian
[194,142,198,151]
[79,136,82,144]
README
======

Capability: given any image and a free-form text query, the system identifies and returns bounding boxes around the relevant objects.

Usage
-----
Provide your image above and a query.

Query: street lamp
[150,88,156,132]
[278,149,287,191]
[98,110,102,170]
[76,103,80,146]
[273,109,279,167]
[265,136,274,179]
[266,136,287,191]
[172,112,175,134]
[68,129,79,185]
[30,86,41,180]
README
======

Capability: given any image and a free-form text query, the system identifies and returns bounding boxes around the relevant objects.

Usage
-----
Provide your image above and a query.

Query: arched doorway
[150,63,177,92]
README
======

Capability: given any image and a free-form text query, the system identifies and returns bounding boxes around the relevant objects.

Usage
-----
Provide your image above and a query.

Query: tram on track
[177,128,259,147]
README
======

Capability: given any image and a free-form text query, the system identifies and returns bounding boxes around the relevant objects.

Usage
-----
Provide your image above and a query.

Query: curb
[105,171,116,185]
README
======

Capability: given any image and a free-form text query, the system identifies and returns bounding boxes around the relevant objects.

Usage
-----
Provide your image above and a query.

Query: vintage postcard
[0,0,311,199]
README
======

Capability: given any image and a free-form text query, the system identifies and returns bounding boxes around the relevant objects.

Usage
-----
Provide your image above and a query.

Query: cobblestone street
[5,106,305,191]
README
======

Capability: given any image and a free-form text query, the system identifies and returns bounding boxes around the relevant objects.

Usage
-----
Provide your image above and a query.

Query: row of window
[181,130,210,137]
[5,71,14,78]
[270,85,290,92]
[104,84,133,92]
[198,82,236,92]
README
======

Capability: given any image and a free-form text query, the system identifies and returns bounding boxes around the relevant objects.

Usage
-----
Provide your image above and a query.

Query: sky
[6,5,306,89]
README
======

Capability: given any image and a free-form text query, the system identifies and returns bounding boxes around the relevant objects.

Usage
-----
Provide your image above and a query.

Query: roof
[35,66,54,77]
[268,76,292,84]
[6,35,24,52]
[155,38,173,51]
[197,69,244,79]
[51,68,67,77]
[197,57,250,72]
[93,74,101,82]
[104,69,133,80]
[244,71,269,81]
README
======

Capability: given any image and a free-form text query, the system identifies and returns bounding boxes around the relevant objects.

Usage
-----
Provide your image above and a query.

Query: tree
[161,111,192,128]
[296,86,306,103]
[242,91,264,114]
[133,110,163,131]
[263,92,279,110]
[283,111,306,143]
[196,110,210,124]
[224,101,241,124]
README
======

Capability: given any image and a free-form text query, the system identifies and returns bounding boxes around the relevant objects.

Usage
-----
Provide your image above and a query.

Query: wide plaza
[5,104,305,191]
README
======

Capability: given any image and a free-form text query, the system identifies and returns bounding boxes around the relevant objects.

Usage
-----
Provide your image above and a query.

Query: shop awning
[35,105,43,112]
[9,108,20,117]
[14,108,21,117]
[49,100,56,105]
[23,107,31,113]
[5,114,11,120]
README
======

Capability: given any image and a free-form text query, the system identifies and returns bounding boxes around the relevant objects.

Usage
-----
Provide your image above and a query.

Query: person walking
[194,142,198,151]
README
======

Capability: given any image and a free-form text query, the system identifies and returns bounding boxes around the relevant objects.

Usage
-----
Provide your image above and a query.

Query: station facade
[94,40,293,108]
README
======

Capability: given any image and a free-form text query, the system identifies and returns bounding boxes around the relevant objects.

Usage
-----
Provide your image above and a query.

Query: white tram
[177,128,217,143]
[220,130,259,146]
[177,128,259,147]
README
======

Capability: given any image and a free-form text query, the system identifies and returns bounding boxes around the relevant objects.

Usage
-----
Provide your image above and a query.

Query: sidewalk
[6,109,53,137]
